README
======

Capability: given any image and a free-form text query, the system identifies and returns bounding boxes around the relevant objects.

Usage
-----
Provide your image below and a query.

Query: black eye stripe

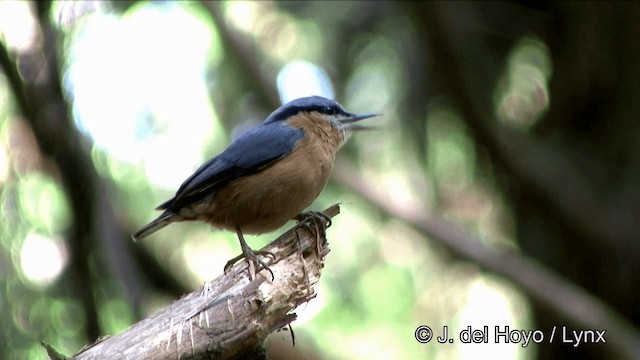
[322,106,342,115]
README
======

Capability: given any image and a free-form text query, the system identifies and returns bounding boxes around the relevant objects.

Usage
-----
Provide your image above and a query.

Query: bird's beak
[339,113,382,130]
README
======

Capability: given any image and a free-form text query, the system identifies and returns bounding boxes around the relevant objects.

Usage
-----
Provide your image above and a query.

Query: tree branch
[203,1,280,109]
[68,205,339,360]
[333,159,640,359]
[417,2,638,252]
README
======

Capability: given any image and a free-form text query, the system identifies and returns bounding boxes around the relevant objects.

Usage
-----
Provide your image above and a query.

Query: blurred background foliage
[0,1,639,359]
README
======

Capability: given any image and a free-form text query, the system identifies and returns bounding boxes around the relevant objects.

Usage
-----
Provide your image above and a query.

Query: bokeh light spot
[18,173,71,234]
[277,60,334,103]
[20,232,68,287]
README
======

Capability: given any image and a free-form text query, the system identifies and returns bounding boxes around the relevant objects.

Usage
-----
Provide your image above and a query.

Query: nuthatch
[132,96,379,278]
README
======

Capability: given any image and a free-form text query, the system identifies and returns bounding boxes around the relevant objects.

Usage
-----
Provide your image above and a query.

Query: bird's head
[265,96,380,144]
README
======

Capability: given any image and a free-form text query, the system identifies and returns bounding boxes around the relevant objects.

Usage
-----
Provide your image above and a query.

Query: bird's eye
[324,106,336,115]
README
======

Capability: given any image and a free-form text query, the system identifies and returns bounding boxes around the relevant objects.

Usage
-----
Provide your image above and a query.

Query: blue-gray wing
[157,122,304,210]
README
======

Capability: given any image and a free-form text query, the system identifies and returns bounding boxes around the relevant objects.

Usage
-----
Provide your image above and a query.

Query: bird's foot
[224,249,275,281]
[295,210,331,255]
[295,210,332,229]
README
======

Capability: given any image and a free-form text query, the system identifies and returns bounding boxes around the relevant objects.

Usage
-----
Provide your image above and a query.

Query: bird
[132,96,379,279]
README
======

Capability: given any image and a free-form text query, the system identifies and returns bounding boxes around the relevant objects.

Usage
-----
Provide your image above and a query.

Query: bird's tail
[132,211,177,242]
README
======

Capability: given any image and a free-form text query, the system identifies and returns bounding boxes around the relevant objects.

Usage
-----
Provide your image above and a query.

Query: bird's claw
[295,210,331,256]
[224,249,275,281]
[295,210,332,228]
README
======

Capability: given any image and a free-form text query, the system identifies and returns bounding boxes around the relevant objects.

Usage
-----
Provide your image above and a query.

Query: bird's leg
[224,227,275,280]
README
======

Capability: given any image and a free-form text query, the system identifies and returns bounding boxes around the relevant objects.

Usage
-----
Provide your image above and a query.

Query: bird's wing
[156,122,304,210]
